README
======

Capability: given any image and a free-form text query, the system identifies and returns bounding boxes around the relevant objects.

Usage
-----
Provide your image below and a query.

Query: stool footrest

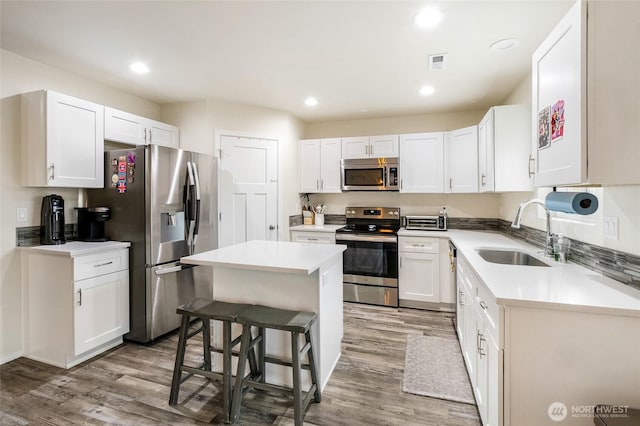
[242,379,316,401]
[263,355,311,371]
[181,365,224,382]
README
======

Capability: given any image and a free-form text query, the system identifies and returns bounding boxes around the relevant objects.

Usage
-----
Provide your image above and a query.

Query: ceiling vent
[428,53,448,71]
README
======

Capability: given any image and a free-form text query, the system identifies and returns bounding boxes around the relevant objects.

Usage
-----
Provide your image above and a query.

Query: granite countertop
[181,239,347,275]
[19,240,131,256]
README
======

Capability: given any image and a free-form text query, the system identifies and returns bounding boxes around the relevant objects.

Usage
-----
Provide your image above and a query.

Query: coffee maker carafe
[41,194,66,245]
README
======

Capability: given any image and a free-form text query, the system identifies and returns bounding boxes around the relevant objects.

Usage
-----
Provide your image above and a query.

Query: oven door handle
[336,234,397,243]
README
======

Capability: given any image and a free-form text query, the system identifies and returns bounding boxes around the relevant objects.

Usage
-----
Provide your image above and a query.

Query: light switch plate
[17,207,27,222]
[603,216,619,240]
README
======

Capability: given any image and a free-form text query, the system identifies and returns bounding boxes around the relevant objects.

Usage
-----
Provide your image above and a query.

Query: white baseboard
[0,350,23,365]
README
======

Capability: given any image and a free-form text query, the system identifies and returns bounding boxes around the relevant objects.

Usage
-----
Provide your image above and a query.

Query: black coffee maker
[76,207,111,241]
[40,194,66,245]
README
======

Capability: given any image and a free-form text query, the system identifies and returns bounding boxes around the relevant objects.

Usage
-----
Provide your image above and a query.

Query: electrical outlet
[16,207,27,222]
[603,216,619,240]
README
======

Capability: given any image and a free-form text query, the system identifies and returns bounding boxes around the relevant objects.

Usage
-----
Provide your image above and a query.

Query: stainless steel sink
[475,249,550,267]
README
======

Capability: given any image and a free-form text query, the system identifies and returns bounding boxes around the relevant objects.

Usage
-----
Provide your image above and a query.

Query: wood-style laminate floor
[0,303,481,425]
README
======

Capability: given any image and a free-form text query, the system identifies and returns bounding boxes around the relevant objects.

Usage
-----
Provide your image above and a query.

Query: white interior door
[219,135,278,248]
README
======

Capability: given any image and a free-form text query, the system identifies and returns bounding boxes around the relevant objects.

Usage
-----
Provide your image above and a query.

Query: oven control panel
[345,207,400,219]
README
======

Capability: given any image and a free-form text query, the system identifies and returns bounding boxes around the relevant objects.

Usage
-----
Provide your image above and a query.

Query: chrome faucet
[511,199,555,257]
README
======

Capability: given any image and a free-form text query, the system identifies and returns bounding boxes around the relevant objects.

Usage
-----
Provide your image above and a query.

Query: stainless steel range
[336,207,400,307]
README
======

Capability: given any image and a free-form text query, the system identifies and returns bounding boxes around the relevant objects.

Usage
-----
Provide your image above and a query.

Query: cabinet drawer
[74,249,129,281]
[291,231,335,244]
[476,279,500,342]
[399,236,439,253]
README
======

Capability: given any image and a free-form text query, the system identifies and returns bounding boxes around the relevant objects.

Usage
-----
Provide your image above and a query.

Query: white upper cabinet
[105,107,180,149]
[299,138,342,193]
[478,105,532,192]
[444,125,478,193]
[369,134,399,158]
[399,132,444,193]
[21,90,104,188]
[341,135,398,159]
[531,0,640,186]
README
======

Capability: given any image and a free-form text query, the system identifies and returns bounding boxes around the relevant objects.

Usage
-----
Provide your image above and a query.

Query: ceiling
[1,0,573,123]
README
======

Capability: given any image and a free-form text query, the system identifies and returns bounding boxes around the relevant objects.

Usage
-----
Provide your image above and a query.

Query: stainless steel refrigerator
[87,144,217,343]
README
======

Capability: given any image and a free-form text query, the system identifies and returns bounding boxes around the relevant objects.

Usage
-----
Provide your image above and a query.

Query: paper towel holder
[544,190,599,215]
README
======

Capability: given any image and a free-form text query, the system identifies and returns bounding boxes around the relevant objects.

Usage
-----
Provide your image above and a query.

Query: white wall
[499,75,640,256]
[0,50,163,363]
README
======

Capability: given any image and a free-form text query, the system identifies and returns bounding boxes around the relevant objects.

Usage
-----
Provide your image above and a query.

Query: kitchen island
[180,240,346,392]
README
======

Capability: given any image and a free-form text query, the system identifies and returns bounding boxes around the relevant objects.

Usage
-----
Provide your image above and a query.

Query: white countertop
[19,240,131,256]
[181,240,347,275]
[446,230,640,317]
[289,224,344,233]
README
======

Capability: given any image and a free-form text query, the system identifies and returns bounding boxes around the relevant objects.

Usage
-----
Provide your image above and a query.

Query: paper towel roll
[545,192,599,215]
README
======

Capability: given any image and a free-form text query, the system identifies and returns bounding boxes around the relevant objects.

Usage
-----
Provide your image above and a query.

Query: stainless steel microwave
[340,157,399,191]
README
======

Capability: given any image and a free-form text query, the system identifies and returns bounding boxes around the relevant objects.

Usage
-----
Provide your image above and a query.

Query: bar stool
[169,298,259,423]
[230,305,321,426]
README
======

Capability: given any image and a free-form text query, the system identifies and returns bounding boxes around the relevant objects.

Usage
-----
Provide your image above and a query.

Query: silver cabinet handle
[478,331,487,357]
[49,163,55,181]
[400,179,403,190]
[307,237,318,241]
[479,301,488,310]
[412,243,425,247]
[481,174,486,186]
[77,289,82,306]
[269,225,276,230]
[94,261,113,268]
[144,128,148,143]
[370,144,374,156]
[459,289,465,305]
[528,154,535,178]
[449,178,453,190]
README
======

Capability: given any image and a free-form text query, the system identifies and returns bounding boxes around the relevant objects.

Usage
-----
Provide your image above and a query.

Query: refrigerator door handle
[185,162,196,249]
[191,161,202,243]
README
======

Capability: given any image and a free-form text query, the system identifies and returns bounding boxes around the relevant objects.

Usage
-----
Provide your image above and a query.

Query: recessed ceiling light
[129,62,149,74]
[414,7,443,29]
[304,97,318,107]
[490,38,520,51]
[419,85,435,96]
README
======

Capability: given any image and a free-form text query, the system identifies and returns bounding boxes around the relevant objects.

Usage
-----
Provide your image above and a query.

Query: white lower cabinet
[23,245,130,368]
[456,255,502,426]
[398,235,454,310]
[290,230,336,244]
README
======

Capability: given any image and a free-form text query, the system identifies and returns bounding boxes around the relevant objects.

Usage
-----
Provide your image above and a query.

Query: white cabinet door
[319,138,342,193]
[104,106,147,145]
[398,252,440,303]
[341,136,370,159]
[148,118,180,149]
[531,0,585,186]
[74,269,129,356]
[22,90,104,188]
[478,110,494,192]
[444,125,478,193]
[299,138,342,193]
[369,134,399,158]
[105,107,180,148]
[399,132,444,193]
[299,139,321,193]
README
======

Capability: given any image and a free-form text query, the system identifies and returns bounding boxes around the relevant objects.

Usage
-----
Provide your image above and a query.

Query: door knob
[269,225,276,230]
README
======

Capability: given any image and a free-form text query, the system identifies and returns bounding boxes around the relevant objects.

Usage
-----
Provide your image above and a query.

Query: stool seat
[177,297,252,321]
[235,305,317,333]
